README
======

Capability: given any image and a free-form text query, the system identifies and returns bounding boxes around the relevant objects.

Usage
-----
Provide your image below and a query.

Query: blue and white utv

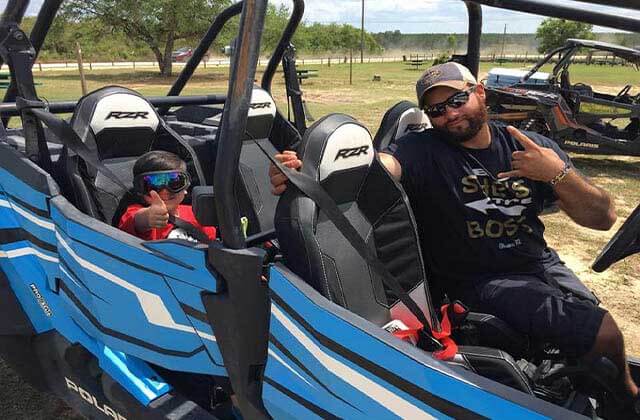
[1,0,640,418]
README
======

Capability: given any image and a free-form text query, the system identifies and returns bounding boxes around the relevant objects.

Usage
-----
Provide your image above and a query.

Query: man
[269,62,638,409]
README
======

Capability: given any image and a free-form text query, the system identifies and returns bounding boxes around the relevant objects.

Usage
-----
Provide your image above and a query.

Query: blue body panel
[263,267,560,419]
[0,145,229,406]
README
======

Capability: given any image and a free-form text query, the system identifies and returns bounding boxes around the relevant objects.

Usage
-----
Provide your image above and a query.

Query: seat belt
[169,214,211,243]
[0,118,7,141]
[30,108,129,192]
[32,109,214,244]
[253,140,457,357]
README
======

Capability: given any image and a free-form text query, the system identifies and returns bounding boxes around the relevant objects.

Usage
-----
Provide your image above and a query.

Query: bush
[432,53,450,66]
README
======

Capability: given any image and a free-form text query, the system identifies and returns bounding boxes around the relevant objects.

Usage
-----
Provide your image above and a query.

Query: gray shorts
[461,261,606,357]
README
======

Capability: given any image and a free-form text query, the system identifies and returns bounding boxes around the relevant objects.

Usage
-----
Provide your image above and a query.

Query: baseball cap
[416,62,478,109]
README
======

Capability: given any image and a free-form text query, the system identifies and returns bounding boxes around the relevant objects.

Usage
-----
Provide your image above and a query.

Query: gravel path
[0,357,79,420]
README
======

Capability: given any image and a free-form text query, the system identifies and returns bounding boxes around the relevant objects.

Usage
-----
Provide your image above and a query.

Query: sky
[18,0,640,34]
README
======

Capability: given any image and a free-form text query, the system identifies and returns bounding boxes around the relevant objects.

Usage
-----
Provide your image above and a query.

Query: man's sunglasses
[134,170,191,194]
[423,86,476,118]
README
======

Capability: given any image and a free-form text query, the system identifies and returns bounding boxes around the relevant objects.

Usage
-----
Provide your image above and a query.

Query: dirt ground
[0,358,78,420]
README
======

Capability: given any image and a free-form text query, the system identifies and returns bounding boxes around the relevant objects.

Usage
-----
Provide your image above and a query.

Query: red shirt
[118,203,217,241]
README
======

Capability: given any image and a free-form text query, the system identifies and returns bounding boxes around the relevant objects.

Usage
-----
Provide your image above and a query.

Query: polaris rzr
[1,0,640,419]
[485,38,640,156]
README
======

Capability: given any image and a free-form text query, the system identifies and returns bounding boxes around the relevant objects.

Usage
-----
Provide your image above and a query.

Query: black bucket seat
[55,86,205,224]
[275,113,535,394]
[373,101,431,152]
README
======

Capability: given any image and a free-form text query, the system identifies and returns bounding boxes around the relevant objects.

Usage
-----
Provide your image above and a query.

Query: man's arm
[553,170,616,230]
[378,152,402,182]
[497,126,616,231]
[270,151,403,192]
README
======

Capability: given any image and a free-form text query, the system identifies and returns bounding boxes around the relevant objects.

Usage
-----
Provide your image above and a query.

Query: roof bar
[470,0,640,33]
[464,1,482,78]
[3,0,63,123]
[0,0,30,70]
[261,0,305,93]
[162,1,243,112]
[214,0,268,250]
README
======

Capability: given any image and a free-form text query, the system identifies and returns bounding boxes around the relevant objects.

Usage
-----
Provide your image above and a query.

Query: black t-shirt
[388,122,571,297]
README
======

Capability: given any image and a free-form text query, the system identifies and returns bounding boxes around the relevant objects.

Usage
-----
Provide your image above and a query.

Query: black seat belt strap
[30,108,129,192]
[31,109,215,244]
[252,139,436,337]
[169,214,211,243]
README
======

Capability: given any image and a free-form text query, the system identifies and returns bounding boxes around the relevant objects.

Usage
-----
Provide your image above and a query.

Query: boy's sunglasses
[423,86,476,118]
[135,170,191,194]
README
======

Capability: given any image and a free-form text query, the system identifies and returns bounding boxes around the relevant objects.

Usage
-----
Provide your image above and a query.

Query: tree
[535,18,594,54]
[374,30,402,49]
[261,4,290,54]
[63,0,232,76]
[446,34,457,54]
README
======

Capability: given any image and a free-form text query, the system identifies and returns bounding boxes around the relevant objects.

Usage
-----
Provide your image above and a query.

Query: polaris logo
[250,102,271,109]
[65,377,127,420]
[565,140,599,149]
[334,145,369,161]
[405,123,430,133]
[29,283,52,317]
[105,111,149,120]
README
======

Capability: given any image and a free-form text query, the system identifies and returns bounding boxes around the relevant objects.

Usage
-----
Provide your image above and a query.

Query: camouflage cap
[416,62,478,109]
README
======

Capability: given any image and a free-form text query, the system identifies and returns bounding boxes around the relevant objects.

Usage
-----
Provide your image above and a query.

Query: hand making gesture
[143,190,170,229]
[497,126,567,183]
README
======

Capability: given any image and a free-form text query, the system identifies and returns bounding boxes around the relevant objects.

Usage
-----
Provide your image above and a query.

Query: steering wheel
[592,202,640,272]
[613,84,633,102]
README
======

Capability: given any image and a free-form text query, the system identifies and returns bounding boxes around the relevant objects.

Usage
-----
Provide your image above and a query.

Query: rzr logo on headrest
[250,102,271,109]
[334,145,369,161]
[405,123,430,133]
[105,111,149,120]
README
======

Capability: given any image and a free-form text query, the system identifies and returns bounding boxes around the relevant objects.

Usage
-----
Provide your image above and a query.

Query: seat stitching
[311,233,332,300]
[291,216,314,289]
[371,197,403,228]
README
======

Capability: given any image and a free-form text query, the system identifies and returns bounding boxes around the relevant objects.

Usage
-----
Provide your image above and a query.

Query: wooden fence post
[75,42,88,95]
[349,49,353,85]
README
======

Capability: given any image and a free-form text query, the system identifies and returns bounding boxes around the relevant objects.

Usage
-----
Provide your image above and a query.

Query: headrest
[246,87,277,139]
[71,86,160,159]
[198,87,277,141]
[299,114,374,205]
[373,101,431,151]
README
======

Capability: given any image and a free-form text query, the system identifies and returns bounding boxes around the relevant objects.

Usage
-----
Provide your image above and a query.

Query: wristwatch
[549,162,572,186]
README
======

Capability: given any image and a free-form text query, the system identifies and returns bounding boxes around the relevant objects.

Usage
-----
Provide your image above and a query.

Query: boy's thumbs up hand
[146,190,169,228]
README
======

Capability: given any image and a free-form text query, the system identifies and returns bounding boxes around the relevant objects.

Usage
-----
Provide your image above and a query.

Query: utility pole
[500,24,507,62]
[361,0,365,64]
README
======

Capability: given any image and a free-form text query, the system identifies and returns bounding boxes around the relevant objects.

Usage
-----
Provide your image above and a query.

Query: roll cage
[521,38,640,86]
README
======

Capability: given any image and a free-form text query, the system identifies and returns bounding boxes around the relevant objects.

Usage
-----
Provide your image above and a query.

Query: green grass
[21,60,640,130]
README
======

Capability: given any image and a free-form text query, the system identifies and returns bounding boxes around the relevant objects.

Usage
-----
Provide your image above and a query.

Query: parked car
[171,47,193,62]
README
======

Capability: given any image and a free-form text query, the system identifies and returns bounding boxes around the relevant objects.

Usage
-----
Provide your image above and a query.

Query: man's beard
[435,104,488,144]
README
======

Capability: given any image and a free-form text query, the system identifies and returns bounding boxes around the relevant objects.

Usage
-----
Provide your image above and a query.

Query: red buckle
[431,303,459,361]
